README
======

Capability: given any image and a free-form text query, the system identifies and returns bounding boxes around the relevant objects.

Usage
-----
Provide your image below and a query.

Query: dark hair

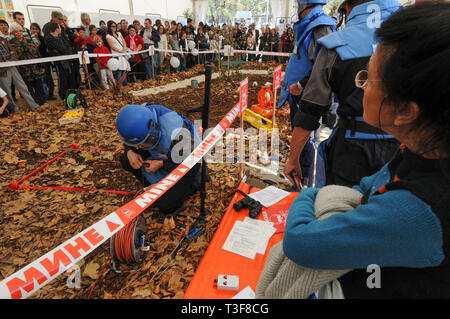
[79,26,86,32]
[99,20,106,26]
[376,2,450,162]
[187,18,192,23]
[30,22,41,34]
[107,20,117,35]
[13,11,24,19]
[48,22,60,33]
[145,18,151,24]
[89,24,96,32]
[0,19,8,26]
[127,25,136,31]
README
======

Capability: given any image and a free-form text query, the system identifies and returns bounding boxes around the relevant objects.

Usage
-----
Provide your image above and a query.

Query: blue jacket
[279,6,336,108]
[283,161,444,270]
[318,0,402,60]
[137,104,198,185]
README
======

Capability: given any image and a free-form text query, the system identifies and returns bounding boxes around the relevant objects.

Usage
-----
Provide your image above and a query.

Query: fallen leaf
[3,151,18,164]
[132,289,151,298]
[83,261,100,280]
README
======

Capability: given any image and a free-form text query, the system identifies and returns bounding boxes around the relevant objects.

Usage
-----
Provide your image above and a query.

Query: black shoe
[47,96,57,100]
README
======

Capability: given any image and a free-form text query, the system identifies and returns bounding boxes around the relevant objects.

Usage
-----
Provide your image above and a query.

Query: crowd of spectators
[0,10,295,117]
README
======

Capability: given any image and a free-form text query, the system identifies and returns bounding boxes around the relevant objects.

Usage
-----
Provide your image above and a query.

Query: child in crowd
[0,87,17,118]
[74,26,87,50]
[87,25,98,45]
[93,36,115,89]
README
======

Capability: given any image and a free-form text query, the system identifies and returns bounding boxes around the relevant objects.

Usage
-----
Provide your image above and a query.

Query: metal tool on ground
[149,224,205,283]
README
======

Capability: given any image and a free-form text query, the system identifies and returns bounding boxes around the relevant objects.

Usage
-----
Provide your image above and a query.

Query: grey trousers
[0,67,39,111]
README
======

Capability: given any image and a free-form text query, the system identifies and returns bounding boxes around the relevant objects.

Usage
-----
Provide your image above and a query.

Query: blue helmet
[298,0,327,5]
[116,104,161,149]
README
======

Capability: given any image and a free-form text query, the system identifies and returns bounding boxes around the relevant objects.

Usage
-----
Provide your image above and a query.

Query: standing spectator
[87,25,98,45]
[158,25,168,68]
[9,22,46,106]
[30,22,55,100]
[268,28,280,62]
[93,35,114,89]
[13,12,38,44]
[80,13,91,38]
[179,31,187,72]
[209,33,219,62]
[155,19,162,31]
[119,19,129,38]
[140,18,160,78]
[99,20,106,29]
[249,23,259,47]
[106,20,130,86]
[176,23,183,40]
[185,18,195,35]
[133,20,143,34]
[0,34,39,110]
[247,30,256,62]
[170,21,177,33]
[169,31,180,73]
[125,25,147,81]
[195,27,209,64]
[43,11,63,37]
[185,28,195,68]
[164,21,170,33]
[0,20,10,39]
[280,27,294,63]
[44,22,77,100]
[73,26,87,50]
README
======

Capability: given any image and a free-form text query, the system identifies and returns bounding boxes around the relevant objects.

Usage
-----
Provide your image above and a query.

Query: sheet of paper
[232,285,256,299]
[248,186,291,208]
[222,221,260,259]
[243,218,277,255]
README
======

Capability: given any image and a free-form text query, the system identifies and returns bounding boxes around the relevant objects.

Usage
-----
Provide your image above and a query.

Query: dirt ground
[0,61,293,299]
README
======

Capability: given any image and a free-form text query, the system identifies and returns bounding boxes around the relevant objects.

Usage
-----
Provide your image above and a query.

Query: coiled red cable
[114,218,138,265]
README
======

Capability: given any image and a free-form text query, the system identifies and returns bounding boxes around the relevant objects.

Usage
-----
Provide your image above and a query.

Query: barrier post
[272,65,282,129]
[239,78,249,179]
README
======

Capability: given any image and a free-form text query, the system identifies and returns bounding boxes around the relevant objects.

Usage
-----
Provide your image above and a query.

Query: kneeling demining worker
[116,103,201,214]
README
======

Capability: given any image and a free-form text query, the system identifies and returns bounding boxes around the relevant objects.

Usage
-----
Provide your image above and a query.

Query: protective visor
[120,119,161,149]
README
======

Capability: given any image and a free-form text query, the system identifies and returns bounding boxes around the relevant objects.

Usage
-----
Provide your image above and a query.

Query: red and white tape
[0,101,244,299]
[0,47,291,69]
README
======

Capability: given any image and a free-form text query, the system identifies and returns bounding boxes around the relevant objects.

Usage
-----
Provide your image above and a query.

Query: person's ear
[393,101,420,126]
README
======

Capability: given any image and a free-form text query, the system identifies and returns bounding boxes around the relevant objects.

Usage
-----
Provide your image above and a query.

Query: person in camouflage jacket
[9,23,46,105]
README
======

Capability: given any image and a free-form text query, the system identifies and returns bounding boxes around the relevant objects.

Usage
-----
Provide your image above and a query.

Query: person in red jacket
[74,26,88,50]
[125,25,147,81]
[93,35,115,89]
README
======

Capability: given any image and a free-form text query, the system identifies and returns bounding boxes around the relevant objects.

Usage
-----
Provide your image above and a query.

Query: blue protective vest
[140,104,199,185]
[317,0,402,61]
[317,0,401,140]
[279,6,336,108]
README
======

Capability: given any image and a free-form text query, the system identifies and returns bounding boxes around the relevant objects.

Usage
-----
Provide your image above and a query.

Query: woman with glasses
[116,103,202,214]
[106,20,130,86]
[282,2,450,298]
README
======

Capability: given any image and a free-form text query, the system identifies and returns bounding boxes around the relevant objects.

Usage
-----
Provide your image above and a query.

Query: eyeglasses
[111,25,117,28]
[355,70,382,88]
